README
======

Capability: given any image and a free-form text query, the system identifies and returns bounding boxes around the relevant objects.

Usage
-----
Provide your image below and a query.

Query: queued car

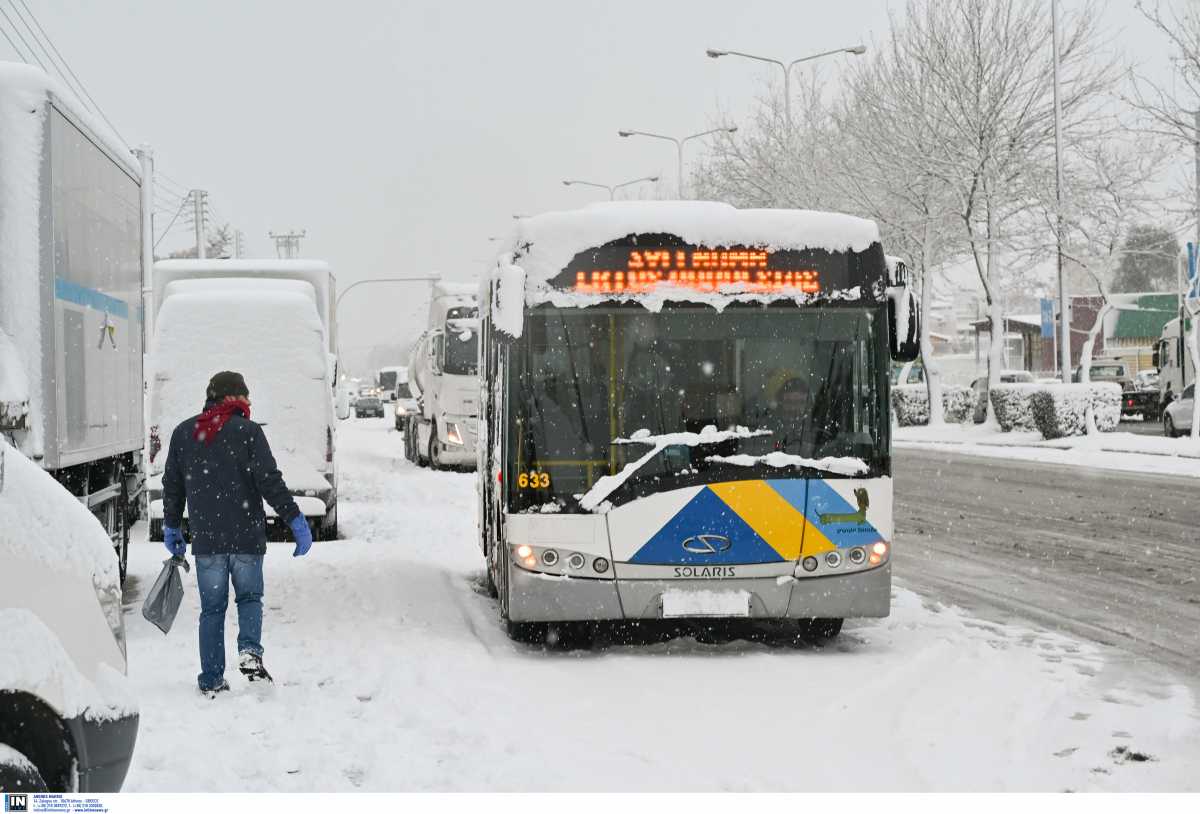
[1,441,138,792]
[354,396,385,418]
[1072,360,1155,419]
[1164,383,1195,437]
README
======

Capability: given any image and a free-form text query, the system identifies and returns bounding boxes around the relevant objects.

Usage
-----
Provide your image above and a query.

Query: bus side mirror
[888,286,920,363]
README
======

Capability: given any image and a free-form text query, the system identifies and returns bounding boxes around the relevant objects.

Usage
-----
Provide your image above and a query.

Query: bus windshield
[444,323,479,375]
[507,305,887,512]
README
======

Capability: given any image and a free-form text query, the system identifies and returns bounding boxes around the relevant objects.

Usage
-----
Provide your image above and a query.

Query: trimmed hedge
[891,384,974,426]
[1030,382,1121,439]
[989,383,1040,432]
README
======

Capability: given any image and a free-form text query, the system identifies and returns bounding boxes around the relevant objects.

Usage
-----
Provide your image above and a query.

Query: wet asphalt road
[892,447,1200,673]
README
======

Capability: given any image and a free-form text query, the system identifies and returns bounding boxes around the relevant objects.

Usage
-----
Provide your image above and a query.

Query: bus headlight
[445,422,464,445]
[848,547,866,565]
[510,544,613,579]
[825,551,842,568]
[801,556,819,572]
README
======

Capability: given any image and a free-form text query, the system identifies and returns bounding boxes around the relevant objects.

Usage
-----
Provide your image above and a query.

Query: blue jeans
[195,554,265,690]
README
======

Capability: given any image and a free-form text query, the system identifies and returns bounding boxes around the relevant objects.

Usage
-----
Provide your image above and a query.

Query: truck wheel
[429,427,443,471]
[0,744,48,792]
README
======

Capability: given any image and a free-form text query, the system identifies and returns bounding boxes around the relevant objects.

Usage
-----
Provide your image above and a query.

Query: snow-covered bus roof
[0,62,139,177]
[487,202,885,335]
[508,201,880,285]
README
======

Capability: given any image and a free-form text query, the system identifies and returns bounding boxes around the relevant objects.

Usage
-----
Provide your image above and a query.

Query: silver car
[1164,383,1195,437]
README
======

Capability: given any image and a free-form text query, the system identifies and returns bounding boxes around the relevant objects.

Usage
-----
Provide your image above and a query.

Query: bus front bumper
[507,562,891,622]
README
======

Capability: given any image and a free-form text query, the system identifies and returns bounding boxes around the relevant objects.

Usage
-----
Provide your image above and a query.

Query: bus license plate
[662,590,750,618]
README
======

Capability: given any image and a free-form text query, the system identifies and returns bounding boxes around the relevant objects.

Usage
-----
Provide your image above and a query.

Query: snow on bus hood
[578,425,769,512]
[705,451,869,477]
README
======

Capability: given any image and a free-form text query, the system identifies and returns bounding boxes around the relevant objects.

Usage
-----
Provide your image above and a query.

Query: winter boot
[238,651,273,683]
[199,679,230,699]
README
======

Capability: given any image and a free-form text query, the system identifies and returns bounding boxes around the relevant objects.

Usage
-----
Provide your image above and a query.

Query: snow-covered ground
[896,422,1200,479]
[120,418,1200,791]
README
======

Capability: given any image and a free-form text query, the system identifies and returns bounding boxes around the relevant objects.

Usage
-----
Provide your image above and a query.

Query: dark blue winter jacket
[162,402,302,555]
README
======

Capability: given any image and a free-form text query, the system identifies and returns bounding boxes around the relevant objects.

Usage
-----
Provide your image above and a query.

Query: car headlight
[446,422,464,445]
[93,575,127,662]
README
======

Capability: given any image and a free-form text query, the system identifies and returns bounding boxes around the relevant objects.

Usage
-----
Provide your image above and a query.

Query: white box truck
[403,282,479,469]
[0,64,145,583]
[146,260,340,540]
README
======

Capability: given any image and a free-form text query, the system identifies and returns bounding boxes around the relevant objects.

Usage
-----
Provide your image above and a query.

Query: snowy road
[119,419,1200,791]
[893,447,1200,673]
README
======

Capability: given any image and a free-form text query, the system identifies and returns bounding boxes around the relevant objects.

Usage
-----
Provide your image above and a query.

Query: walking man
[161,371,314,697]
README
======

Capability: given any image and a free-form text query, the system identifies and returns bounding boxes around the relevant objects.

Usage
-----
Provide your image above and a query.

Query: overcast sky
[9,1,1185,372]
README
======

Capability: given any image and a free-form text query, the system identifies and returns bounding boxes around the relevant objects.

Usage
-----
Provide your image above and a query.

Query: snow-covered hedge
[941,385,974,424]
[891,385,929,426]
[989,384,1040,432]
[1030,383,1121,439]
[891,384,974,426]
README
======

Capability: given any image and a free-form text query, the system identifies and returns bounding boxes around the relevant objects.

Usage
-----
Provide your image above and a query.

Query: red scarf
[193,400,250,444]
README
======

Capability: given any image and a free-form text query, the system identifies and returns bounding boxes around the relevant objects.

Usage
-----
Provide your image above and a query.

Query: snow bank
[891,384,973,426]
[705,451,869,476]
[1030,383,1121,438]
[990,383,1040,432]
[0,438,118,586]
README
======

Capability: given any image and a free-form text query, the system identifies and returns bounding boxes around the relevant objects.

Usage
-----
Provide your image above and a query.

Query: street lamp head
[846,45,867,55]
[705,49,726,58]
[562,180,572,186]
[649,176,660,182]
[618,130,633,137]
[724,126,739,134]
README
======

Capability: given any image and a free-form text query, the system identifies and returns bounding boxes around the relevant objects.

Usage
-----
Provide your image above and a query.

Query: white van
[0,441,138,791]
[146,278,339,540]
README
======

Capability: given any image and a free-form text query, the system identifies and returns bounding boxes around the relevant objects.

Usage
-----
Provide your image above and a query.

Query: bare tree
[1128,0,1200,438]
[894,0,1120,422]
[831,9,965,424]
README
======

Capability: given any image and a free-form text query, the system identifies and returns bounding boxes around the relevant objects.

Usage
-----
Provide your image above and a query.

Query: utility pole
[191,189,208,259]
[234,229,245,258]
[269,229,306,259]
[1052,0,1071,382]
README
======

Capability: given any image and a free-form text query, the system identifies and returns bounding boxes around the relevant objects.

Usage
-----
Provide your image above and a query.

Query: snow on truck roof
[154,259,333,275]
[0,62,139,177]
[509,201,880,283]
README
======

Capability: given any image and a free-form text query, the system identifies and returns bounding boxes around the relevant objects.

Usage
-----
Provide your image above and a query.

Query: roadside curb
[895,437,1200,461]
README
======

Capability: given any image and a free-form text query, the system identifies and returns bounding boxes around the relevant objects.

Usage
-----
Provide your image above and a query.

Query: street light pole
[335,275,442,318]
[1051,0,1071,383]
[617,128,736,199]
[706,45,866,126]
[563,175,660,200]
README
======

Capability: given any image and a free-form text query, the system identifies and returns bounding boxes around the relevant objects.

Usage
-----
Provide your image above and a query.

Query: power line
[154,196,190,250]
[0,16,27,62]
[8,0,130,150]
[0,4,47,72]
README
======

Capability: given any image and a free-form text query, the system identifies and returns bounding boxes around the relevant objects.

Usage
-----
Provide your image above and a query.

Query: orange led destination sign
[572,249,820,294]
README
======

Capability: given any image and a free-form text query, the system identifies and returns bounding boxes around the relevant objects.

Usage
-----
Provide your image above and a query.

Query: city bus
[477,202,920,643]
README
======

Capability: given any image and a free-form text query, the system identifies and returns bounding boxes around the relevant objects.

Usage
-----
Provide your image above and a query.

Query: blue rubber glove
[289,515,313,557]
[163,526,186,558]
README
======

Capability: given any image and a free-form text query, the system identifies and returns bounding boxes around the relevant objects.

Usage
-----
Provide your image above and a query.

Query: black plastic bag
[141,556,190,634]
